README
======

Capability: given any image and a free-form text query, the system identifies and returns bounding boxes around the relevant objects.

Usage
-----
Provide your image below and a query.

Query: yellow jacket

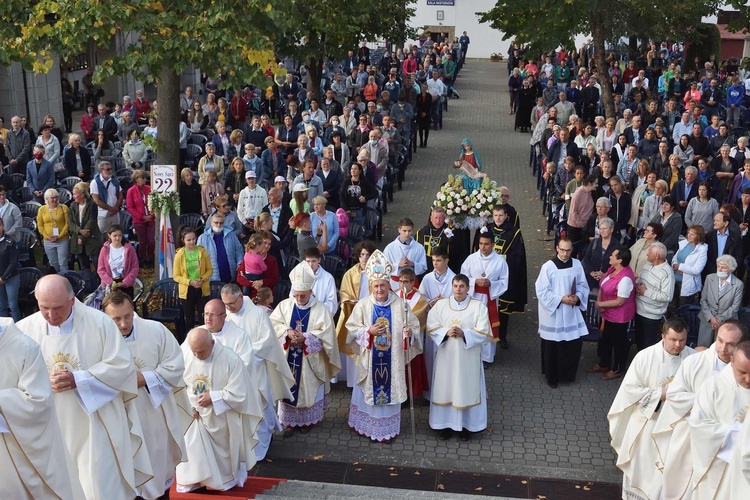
[37,204,70,241]
[173,246,212,299]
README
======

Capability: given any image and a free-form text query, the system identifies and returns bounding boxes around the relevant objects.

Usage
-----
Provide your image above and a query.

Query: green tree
[1,0,284,166]
[271,0,417,100]
[477,1,720,118]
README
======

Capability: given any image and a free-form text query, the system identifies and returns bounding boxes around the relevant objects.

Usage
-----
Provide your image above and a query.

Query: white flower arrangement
[432,174,503,229]
[148,190,181,215]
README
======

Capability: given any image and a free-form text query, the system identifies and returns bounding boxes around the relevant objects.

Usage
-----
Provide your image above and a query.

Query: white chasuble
[652,344,722,500]
[18,300,141,500]
[724,406,750,498]
[177,342,263,492]
[125,316,192,499]
[689,364,750,499]
[0,320,83,500]
[427,297,492,432]
[607,341,695,500]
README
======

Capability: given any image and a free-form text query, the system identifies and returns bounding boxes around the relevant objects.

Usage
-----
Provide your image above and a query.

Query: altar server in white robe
[271,262,341,436]
[289,247,339,315]
[0,318,83,500]
[419,250,455,401]
[383,218,427,291]
[18,275,142,500]
[688,340,750,499]
[535,238,589,388]
[652,319,747,500]
[222,283,295,460]
[460,232,508,365]
[102,291,193,499]
[176,327,263,492]
[427,273,493,441]
[345,250,421,442]
[608,317,695,500]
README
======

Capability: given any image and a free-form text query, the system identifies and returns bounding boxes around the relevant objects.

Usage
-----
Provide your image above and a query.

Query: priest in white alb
[345,250,421,442]
[418,249,455,401]
[688,340,750,499]
[725,388,750,497]
[102,291,193,499]
[222,283,295,460]
[0,318,83,499]
[383,218,427,291]
[17,274,141,500]
[652,320,747,500]
[535,238,589,388]
[176,327,263,492]
[289,247,339,315]
[427,273,492,442]
[608,317,695,500]
[270,261,341,436]
[460,231,508,365]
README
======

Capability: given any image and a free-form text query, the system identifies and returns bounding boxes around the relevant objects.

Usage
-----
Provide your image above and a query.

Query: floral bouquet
[148,190,181,215]
[433,175,502,229]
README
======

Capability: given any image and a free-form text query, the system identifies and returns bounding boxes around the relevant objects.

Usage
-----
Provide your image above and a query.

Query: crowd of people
[0,36,505,500]
[514,41,750,498]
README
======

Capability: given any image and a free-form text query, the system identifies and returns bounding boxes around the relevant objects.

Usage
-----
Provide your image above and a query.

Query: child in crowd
[243,237,267,282]
[254,287,274,315]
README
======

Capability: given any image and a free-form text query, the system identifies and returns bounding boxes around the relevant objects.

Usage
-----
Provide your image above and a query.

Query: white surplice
[418,267,455,401]
[0,319,84,500]
[608,341,696,500]
[427,296,492,432]
[345,292,421,441]
[688,363,750,499]
[176,342,263,492]
[535,258,589,342]
[123,316,193,499]
[460,251,508,363]
[652,344,724,499]
[725,406,750,498]
[18,300,141,500]
[227,297,295,459]
[383,236,428,290]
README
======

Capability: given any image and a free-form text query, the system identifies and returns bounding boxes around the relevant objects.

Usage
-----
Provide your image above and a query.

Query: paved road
[267,60,621,484]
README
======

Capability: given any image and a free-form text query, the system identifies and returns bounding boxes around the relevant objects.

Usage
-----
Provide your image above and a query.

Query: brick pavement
[266,60,622,484]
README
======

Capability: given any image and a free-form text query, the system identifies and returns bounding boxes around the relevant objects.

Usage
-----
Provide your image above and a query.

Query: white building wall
[0,61,63,131]
[407,0,510,59]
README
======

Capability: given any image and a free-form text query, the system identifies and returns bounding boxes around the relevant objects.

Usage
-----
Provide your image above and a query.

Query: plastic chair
[364,207,381,241]
[60,176,81,192]
[21,216,37,231]
[738,307,750,332]
[133,277,145,303]
[347,220,365,242]
[675,304,702,348]
[185,144,203,169]
[581,293,603,343]
[141,279,185,341]
[57,188,73,206]
[60,270,86,299]
[179,213,205,233]
[14,187,33,203]
[321,255,347,287]
[273,280,291,307]
[119,211,135,240]
[209,281,226,300]
[188,134,208,149]
[336,236,354,267]
[9,173,25,191]
[17,228,38,264]
[286,253,301,272]
[18,267,43,315]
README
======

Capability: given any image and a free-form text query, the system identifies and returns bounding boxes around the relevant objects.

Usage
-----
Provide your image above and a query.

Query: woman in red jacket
[125,169,155,266]
[80,104,96,142]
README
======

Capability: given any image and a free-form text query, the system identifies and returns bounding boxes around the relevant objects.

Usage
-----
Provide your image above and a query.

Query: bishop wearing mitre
[102,291,193,499]
[270,261,341,436]
[18,274,141,500]
[0,318,83,499]
[427,273,493,441]
[222,283,295,460]
[176,327,264,492]
[345,249,421,442]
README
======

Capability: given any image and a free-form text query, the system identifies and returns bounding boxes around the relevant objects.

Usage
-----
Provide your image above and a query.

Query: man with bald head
[688,340,750,498]
[177,327,263,492]
[653,319,749,499]
[18,274,141,500]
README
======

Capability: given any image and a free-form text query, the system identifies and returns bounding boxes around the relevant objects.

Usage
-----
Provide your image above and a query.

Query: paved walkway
[266,59,622,485]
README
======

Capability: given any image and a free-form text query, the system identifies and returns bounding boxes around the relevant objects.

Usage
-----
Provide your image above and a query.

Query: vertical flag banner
[158,210,175,279]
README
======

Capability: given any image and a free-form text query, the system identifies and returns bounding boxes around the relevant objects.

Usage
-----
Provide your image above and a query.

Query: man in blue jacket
[726,76,744,127]
[197,213,244,284]
[26,145,55,203]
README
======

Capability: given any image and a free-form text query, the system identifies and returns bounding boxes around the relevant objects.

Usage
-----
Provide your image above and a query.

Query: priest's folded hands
[50,369,77,393]
[447,326,465,338]
[367,322,412,338]
[287,328,305,343]
[196,392,213,407]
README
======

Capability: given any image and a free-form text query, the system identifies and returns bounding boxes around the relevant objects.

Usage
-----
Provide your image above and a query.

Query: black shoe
[439,429,452,440]
[483,362,491,370]
[547,380,559,389]
[459,429,470,441]
[500,339,510,350]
